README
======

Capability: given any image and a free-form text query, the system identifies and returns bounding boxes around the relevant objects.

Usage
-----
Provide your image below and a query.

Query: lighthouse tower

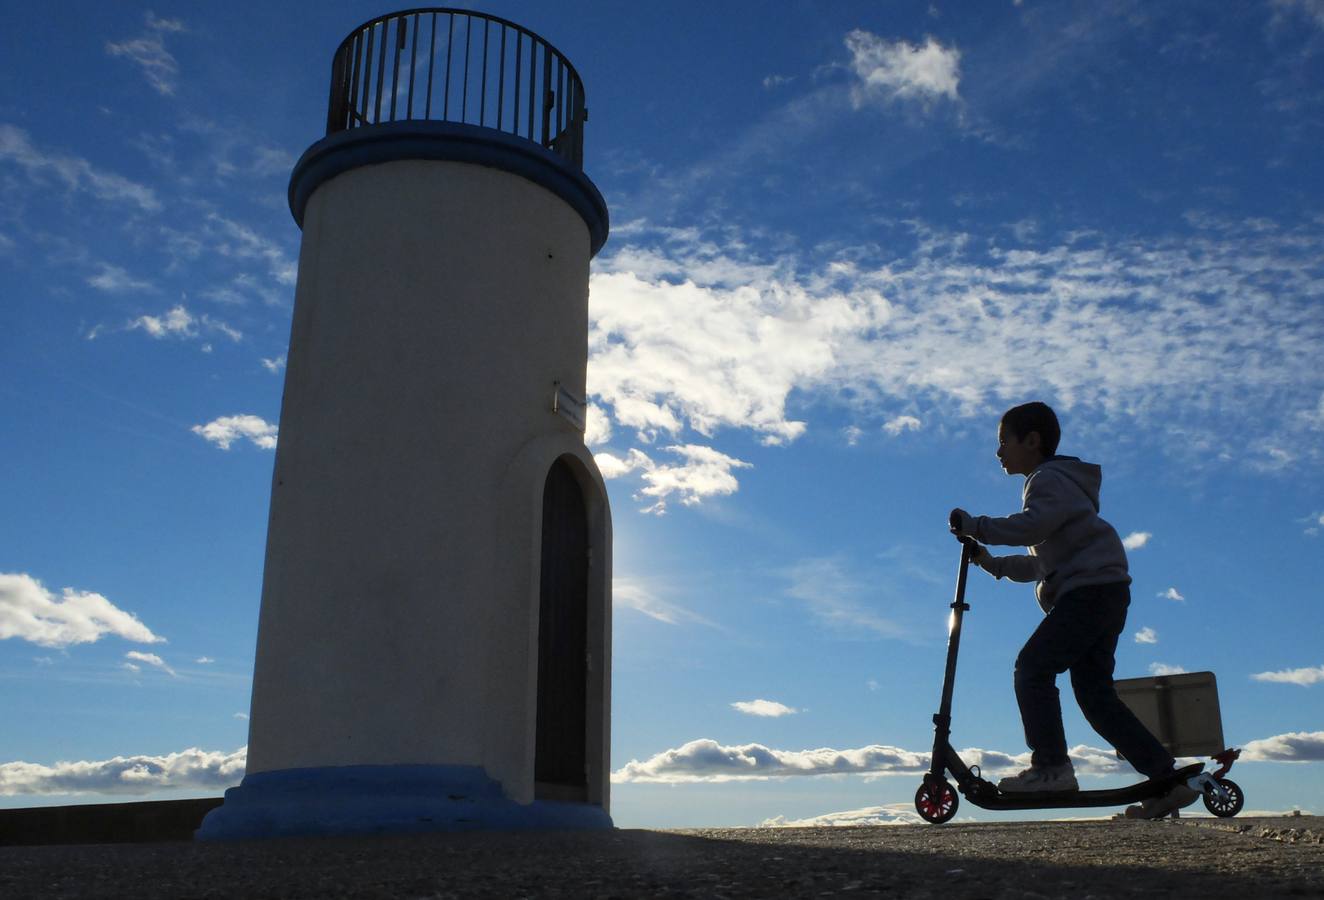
[199,8,611,839]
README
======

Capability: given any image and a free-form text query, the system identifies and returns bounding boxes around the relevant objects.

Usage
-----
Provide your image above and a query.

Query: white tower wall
[196,8,613,840]
[244,158,608,807]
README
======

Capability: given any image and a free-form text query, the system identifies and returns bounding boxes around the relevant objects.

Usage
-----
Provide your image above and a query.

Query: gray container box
[1114,671,1225,757]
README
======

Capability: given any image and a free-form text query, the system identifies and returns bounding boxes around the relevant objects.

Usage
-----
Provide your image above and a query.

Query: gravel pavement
[1,816,1320,898]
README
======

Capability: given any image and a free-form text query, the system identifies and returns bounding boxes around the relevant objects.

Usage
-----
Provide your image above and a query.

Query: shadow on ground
[2,819,1321,898]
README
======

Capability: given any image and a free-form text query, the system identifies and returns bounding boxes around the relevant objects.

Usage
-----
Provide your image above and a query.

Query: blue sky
[2,0,1323,828]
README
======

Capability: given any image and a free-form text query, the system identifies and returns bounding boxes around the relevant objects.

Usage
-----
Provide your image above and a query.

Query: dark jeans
[1015,582,1174,779]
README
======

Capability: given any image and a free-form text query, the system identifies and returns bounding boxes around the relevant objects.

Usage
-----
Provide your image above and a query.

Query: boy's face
[997,423,1044,476]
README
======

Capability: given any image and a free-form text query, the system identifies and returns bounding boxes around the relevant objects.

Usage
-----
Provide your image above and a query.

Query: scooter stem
[938,540,972,722]
[929,539,973,776]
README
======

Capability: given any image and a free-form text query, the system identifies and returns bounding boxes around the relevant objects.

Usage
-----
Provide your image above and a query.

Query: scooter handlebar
[948,509,981,554]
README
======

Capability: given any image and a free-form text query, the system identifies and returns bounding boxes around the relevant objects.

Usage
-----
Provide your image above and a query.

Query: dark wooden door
[535,458,588,796]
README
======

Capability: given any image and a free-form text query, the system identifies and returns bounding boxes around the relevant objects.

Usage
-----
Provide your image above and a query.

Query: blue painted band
[196,764,613,840]
[287,122,610,257]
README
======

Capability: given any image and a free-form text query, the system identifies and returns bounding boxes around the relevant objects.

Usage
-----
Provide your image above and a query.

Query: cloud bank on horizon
[4,731,1319,798]
[608,732,1324,784]
[761,803,924,827]
[0,747,245,797]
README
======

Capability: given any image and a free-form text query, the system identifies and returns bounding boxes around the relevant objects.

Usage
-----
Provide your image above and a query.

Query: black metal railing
[326,8,587,170]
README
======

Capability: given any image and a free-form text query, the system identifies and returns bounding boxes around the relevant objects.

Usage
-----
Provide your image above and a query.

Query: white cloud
[191,415,278,450]
[615,732,1324,785]
[1302,394,1324,431]
[216,148,296,181]
[731,699,799,718]
[105,12,186,97]
[125,650,176,677]
[844,31,961,108]
[0,573,164,649]
[196,656,215,664]
[260,355,286,374]
[1134,627,1158,645]
[1149,662,1187,676]
[0,746,244,797]
[206,213,297,287]
[594,450,645,480]
[131,304,195,338]
[588,261,831,447]
[207,318,242,342]
[247,146,296,178]
[613,577,717,628]
[1159,587,1185,602]
[587,219,1324,481]
[883,414,922,436]
[204,272,288,308]
[233,712,249,720]
[1273,0,1324,31]
[1122,531,1152,550]
[584,404,612,446]
[1252,664,1324,686]
[1242,731,1324,762]
[761,804,922,827]
[0,124,160,211]
[1304,511,1324,537]
[618,445,752,514]
[87,264,154,294]
[612,738,1122,784]
[125,304,241,343]
[785,557,904,638]
[614,738,928,783]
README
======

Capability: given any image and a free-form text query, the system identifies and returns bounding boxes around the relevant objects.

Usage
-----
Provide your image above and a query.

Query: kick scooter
[914,517,1245,824]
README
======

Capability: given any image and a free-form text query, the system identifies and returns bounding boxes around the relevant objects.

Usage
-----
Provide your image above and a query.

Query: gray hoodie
[972,456,1131,612]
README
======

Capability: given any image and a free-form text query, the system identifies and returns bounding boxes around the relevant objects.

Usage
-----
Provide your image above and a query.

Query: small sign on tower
[553,382,587,432]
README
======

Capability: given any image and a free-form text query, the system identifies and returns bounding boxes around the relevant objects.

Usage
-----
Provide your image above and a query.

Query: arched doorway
[534,457,588,801]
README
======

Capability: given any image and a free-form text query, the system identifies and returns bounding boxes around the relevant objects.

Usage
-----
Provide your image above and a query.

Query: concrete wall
[245,158,610,808]
[0,798,223,846]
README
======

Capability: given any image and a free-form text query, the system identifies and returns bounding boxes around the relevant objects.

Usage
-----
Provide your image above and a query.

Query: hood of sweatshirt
[1036,456,1102,512]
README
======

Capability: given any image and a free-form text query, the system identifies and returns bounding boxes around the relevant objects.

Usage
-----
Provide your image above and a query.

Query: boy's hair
[1001,402,1061,457]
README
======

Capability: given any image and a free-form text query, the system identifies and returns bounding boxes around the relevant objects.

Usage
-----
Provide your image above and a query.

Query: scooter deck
[959,763,1204,811]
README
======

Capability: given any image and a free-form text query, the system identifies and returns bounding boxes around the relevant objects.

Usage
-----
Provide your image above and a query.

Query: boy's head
[997,402,1060,475]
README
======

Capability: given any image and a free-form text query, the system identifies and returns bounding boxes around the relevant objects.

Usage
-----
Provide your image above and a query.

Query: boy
[949,401,1197,819]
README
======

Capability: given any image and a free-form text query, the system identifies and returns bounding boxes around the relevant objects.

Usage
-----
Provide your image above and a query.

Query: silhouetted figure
[950,401,1198,818]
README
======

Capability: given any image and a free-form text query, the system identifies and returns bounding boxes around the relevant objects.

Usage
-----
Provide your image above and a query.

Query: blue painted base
[195,764,612,841]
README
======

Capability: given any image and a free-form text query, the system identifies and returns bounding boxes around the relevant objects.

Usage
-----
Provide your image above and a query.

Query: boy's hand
[969,544,994,570]
[949,508,976,538]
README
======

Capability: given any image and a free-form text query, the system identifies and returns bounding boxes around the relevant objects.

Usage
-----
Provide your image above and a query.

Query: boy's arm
[973,470,1075,547]
[976,552,1042,583]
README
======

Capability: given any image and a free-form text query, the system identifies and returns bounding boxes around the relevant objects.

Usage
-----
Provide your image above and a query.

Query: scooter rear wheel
[915,777,959,824]
[1202,777,1243,818]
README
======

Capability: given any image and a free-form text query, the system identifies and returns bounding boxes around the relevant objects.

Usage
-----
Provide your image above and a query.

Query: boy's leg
[1014,588,1125,769]
[1068,584,1176,780]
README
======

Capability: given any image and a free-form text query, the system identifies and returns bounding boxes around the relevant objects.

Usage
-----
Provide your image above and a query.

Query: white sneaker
[1123,783,1200,819]
[998,763,1079,793]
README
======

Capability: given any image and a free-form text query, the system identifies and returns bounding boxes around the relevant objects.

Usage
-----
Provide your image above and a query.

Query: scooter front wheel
[1202,777,1244,818]
[915,777,959,824]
